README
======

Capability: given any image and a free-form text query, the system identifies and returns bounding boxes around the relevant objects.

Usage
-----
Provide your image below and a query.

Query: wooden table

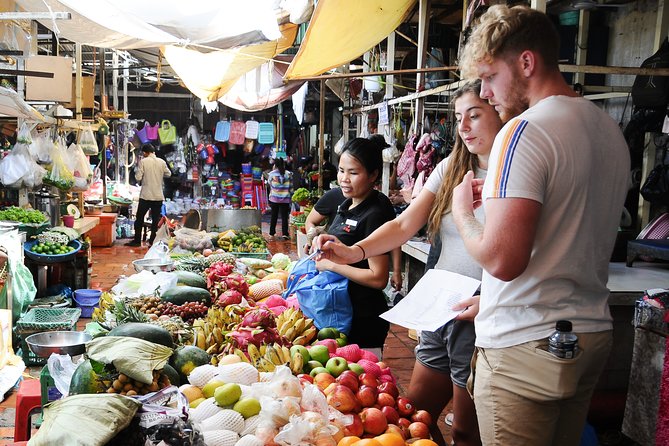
[71,216,99,235]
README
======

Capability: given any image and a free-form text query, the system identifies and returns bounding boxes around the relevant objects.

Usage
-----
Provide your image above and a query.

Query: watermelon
[162,363,181,387]
[69,359,106,395]
[175,271,207,289]
[170,345,210,381]
[108,322,174,348]
[161,286,211,306]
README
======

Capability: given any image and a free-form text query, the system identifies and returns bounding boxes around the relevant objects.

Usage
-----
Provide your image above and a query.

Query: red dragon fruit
[240,307,276,329]
[224,272,249,296]
[217,289,243,306]
[226,326,283,349]
[205,262,235,288]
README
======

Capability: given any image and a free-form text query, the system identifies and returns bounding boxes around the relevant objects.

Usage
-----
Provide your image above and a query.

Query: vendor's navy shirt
[313,188,346,229]
[327,189,395,348]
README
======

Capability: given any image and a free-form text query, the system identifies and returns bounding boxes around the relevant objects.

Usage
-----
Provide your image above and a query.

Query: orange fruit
[374,433,405,446]
[338,437,361,446]
[411,440,439,446]
[352,440,383,446]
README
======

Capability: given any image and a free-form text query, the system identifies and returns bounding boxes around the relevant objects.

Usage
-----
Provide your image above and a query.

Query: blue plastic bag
[284,257,352,335]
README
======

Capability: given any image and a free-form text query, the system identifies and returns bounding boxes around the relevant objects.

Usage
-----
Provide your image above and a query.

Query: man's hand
[453,295,480,322]
[452,171,484,217]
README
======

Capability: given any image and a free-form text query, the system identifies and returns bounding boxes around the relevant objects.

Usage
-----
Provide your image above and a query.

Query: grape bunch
[161,301,208,322]
[129,295,164,316]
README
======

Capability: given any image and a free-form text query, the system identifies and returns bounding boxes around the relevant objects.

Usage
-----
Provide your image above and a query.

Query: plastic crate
[16,308,82,366]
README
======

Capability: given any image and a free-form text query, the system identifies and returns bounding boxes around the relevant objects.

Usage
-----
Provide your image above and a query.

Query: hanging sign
[378,101,389,126]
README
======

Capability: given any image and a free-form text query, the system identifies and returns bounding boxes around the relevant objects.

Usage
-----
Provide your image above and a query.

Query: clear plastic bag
[66,143,93,191]
[29,132,53,164]
[144,240,170,263]
[174,227,213,252]
[0,143,33,188]
[111,270,178,298]
[47,353,85,398]
[44,138,75,190]
[78,123,99,155]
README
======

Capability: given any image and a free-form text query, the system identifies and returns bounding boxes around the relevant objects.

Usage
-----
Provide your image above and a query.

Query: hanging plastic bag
[0,231,36,322]
[78,123,98,155]
[158,120,177,145]
[44,138,75,190]
[0,144,32,188]
[16,122,32,145]
[66,143,93,192]
[29,131,52,164]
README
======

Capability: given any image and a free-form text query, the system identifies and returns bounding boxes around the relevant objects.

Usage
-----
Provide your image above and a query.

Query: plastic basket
[16,308,81,366]
[73,289,101,318]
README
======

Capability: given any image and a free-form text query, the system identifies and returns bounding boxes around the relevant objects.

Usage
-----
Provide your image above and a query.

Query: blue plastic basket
[73,289,102,318]
[24,239,82,264]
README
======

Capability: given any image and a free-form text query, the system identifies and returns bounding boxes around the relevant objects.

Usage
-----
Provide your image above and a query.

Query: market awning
[283,0,417,80]
[0,87,45,120]
[162,24,298,103]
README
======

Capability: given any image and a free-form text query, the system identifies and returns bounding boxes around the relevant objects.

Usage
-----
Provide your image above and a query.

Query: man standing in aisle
[126,144,171,246]
[451,5,630,445]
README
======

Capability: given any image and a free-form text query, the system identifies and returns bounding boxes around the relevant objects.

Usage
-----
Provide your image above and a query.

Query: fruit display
[29,240,76,255]
[129,295,166,316]
[161,301,209,323]
[275,306,317,345]
[217,226,267,253]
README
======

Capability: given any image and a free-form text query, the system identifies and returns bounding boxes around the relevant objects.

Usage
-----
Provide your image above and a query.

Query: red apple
[360,407,388,436]
[396,396,416,418]
[411,409,433,426]
[327,385,358,413]
[385,424,406,440]
[338,370,359,381]
[376,361,388,369]
[356,385,377,408]
[377,382,399,399]
[408,421,430,439]
[397,417,411,429]
[297,374,313,383]
[336,372,360,393]
[344,413,364,437]
[313,372,336,390]
[358,373,379,388]
[381,405,400,425]
[323,382,337,396]
[376,392,396,408]
[378,374,395,384]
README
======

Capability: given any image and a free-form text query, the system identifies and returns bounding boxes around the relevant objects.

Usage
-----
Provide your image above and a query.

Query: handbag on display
[135,123,150,145]
[283,256,353,335]
[158,120,177,145]
[245,120,259,140]
[214,121,230,142]
[641,163,669,205]
[258,122,275,144]
[243,139,255,154]
[229,121,246,145]
[146,122,159,141]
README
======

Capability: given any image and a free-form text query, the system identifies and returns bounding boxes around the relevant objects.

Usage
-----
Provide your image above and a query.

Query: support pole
[414,0,430,134]
[75,43,82,121]
[318,79,325,193]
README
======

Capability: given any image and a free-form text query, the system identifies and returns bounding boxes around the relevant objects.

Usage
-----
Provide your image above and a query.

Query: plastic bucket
[73,289,102,318]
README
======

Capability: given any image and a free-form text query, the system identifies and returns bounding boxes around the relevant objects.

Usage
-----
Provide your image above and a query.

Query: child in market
[267,158,292,240]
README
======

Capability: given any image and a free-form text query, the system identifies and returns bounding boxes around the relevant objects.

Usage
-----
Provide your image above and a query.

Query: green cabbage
[271,253,291,270]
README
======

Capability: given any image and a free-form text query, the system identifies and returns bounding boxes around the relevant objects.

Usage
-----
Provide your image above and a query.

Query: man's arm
[163,161,171,178]
[135,159,144,182]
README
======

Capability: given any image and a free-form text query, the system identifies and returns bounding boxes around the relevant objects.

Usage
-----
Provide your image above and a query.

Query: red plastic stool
[14,379,42,441]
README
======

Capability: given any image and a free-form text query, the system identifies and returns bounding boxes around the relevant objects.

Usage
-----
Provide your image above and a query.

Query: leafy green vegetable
[0,206,47,223]
[292,187,310,202]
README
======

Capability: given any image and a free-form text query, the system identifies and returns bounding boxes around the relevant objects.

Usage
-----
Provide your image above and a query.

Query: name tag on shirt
[345,219,358,227]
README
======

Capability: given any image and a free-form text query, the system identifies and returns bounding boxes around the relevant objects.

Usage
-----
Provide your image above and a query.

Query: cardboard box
[25,56,72,102]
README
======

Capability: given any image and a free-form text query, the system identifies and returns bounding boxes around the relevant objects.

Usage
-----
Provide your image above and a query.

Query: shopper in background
[450,6,630,444]
[127,143,171,247]
[267,158,293,240]
[320,149,336,190]
[312,80,500,445]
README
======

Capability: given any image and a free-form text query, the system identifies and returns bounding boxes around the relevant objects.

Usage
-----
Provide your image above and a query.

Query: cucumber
[175,270,207,289]
[161,285,211,306]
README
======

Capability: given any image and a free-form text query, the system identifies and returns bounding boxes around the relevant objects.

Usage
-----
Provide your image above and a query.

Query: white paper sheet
[380,269,481,331]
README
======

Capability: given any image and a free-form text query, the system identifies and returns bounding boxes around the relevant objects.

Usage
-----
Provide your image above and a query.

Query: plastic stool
[14,379,42,441]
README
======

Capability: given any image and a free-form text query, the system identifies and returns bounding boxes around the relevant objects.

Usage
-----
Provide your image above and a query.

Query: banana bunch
[92,292,116,323]
[276,307,318,345]
[191,306,243,358]
[217,238,233,251]
[231,342,292,373]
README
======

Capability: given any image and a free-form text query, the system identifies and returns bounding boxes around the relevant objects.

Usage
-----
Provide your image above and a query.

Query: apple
[336,337,347,347]
[316,338,339,353]
[411,409,433,426]
[336,372,359,393]
[297,373,313,384]
[379,374,395,384]
[344,413,364,437]
[309,345,330,365]
[338,370,358,381]
[356,385,377,407]
[381,405,400,425]
[376,392,395,408]
[360,407,388,435]
[290,345,311,363]
[309,367,330,378]
[377,382,399,399]
[396,396,416,418]
[408,421,430,439]
[358,373,379,388]
[317,327,340,340]
[326,384,358,413]
[377,361,388,369]
[348,363,364,375]
[397,418,411,429]
[325,356,349,377]
[385,424,406,440]
[312,371,335,389]
[304,360,324,374]
[323,382,338,396]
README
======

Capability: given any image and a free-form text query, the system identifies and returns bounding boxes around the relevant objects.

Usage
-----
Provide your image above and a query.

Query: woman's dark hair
[341,137,383,181]
[273,158,286,175]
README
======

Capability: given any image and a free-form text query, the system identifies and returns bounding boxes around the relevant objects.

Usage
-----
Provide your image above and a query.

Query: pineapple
[206,252,237,267]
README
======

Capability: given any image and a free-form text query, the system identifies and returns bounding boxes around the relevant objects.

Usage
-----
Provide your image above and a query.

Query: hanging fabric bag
[158,120,177,145]
[214,121,230,142]
[258,122,275,145]
[135,123,150,145]
[245,120,259,140]
[229,121,246,145]
[146,122,160,141]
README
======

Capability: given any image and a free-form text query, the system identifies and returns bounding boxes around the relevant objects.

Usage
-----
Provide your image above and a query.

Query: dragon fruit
[205,262,235,288]
[218,289,243,306]
[224,272,250,296]
[263,294,287,308]
[240,308,276,329]
[226,326,283,349]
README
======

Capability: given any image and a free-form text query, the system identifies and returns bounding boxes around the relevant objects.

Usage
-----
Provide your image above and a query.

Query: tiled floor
[0,229,454,445]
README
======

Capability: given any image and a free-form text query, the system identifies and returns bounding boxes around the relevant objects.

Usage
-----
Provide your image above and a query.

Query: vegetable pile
[0,206,47,223]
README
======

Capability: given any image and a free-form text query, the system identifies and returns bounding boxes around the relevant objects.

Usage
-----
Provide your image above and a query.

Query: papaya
[69,359,106,395]
[108,322,174,348]
[161,285,211,306]
[175,271,207,289]
[162,363,181,387]
[170,345,210,381]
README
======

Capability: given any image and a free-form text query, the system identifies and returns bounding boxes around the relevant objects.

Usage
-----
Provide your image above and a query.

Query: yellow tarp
[163,24,298,102]
[284,0,416,80]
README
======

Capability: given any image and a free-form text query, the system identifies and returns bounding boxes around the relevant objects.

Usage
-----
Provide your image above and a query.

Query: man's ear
[517,50,536,78]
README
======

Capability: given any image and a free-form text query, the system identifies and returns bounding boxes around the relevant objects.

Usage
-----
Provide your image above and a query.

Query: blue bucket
[74,289,102,318]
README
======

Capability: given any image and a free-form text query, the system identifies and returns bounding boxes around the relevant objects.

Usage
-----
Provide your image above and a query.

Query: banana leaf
[86,336,173,384]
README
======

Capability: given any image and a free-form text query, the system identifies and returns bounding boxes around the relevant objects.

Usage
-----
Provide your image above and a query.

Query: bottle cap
[556,320,572,332]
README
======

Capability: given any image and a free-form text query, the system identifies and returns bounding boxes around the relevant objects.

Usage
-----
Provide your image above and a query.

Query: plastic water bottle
[548,320,579,359]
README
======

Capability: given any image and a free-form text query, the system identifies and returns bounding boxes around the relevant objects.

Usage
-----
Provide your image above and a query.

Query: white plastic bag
[111,270,178,297]
[44,138,74,190]
[30,132,52,164]
[47,353,85,398]
[144,240,170,263]
[78,123,98,155]
[66,143,93,191]
[0,144,31,187]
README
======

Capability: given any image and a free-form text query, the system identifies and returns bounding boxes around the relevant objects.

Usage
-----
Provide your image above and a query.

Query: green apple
[290,344,311,363]
[309,366,330,377]
[325,356,348,377]
[317,327,340,341]
[304,360,324,374]
[309,344,330,365]
[348,362,364,375]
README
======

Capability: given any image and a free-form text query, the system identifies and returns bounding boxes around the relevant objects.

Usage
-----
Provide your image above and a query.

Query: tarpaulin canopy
[284,0,416,80]
[218,56,306,112]
[0,87,45,120]
[14,0,281,49]
[163,24,298,103]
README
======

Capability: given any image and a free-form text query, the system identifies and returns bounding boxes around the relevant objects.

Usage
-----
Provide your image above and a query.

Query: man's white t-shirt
[477,96,630,349]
